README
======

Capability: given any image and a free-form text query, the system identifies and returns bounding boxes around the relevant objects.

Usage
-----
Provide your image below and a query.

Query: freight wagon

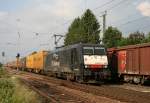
[26,52,37,71]
[108,43,150,84]
[26,51,48,73]
[44,43,109,83]
[7,57,26,70]
[19,57,26,70]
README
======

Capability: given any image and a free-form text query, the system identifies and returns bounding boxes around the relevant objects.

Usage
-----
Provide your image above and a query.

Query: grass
[0,68,42,103]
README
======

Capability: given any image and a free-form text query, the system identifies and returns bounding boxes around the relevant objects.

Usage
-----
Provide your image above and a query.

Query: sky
[0,0,150,63]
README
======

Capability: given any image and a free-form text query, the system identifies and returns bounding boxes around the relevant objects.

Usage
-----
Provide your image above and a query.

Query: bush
[0,78,15,103]
[0,69,41,103]
[0,68,10,78]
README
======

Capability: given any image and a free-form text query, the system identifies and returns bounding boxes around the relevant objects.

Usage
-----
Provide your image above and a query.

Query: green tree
[0,62,2,67]
[118,37,129,46]
[64,9,100,45]
[144,32,150,43]
[64,17,83,45]
[80,9,100,44]
[127,31,145,45]
[103,26,122,48]
[146,32,150,42]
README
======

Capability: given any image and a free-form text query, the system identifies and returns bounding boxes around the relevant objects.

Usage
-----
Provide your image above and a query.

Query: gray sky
[0,0,150,63]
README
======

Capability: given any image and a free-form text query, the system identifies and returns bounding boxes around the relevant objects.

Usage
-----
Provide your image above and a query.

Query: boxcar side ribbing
[108,43,150,84]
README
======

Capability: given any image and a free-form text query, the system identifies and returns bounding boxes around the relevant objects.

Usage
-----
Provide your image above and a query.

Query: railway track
[17,73,121,103]
[21,78,58,103]
[21,78,85,103]
[7,68,150,103]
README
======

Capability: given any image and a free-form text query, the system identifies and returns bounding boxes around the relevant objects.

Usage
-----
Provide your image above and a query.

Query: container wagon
[26,52,36,72]
[26,51,48,73]
[44,43,109,83]
[108,43,150,84]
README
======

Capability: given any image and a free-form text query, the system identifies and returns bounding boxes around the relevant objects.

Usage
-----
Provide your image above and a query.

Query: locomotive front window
[83,47,94,55]
[94,47,106,55]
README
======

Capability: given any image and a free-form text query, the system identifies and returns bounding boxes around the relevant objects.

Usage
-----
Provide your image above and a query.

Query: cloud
[14,0,79,33]
[137,1,150,17]
[0,0,81,61]
[0,11,8,20]
[52,0,77,18]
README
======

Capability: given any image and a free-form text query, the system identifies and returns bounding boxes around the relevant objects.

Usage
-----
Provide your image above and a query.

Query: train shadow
[103,80,150,86]
[142,81,150,86]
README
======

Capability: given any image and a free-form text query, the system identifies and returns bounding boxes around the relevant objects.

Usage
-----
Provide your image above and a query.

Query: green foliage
[103,26,122,48]
[64,17,84,45]
[0,62,2,67]
[117,31,148,47]
[102,27,150,48]
[0,78,15,103]
[145,32,150,42]
[64,9,100,45]
[64,8,150,47]
[117,37,129,46]
[11,79,41,103]
[80,9,100,44]
[127,31,145,45]
[148,32,150,41]
[0,67,14,103]
[0,69,41,103]
[0,68,9,78]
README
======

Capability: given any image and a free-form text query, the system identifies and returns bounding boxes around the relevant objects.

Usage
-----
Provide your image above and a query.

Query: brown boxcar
[108,43,150,84]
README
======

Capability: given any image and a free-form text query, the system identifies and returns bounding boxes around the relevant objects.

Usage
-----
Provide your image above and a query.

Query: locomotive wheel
[75,76,83,83]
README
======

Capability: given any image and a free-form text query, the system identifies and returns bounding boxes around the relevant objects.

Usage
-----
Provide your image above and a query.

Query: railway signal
[16,53,20,71]
[2,52,5,57]
[2,52,5,67]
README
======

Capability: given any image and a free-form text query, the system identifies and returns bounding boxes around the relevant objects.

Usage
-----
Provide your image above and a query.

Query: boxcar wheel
[141,78,145,85]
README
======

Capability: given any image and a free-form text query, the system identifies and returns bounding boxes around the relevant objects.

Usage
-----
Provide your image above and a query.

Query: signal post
[16,53,20,71]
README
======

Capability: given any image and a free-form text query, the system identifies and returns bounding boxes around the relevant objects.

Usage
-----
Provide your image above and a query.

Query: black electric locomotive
[44,43,109,83]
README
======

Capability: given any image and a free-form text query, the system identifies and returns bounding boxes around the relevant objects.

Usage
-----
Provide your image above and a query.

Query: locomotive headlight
[85,65,88,68]
[104,65,108,68]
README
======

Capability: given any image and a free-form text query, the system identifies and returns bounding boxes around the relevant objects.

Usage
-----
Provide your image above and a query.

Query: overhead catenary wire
[51,0,130,33]
[116,16,149,28]
[51,0,125,30]
[54,0,129,42]
[109,6,150,26]
[106,0,127,11]
[92,0,116,11]
[96,0,128,16]
[109,12,140,25]
[123,20,150,34]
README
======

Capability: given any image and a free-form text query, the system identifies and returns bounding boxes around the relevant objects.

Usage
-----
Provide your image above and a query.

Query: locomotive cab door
[71,48,78,70]
[71,48,81,81]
